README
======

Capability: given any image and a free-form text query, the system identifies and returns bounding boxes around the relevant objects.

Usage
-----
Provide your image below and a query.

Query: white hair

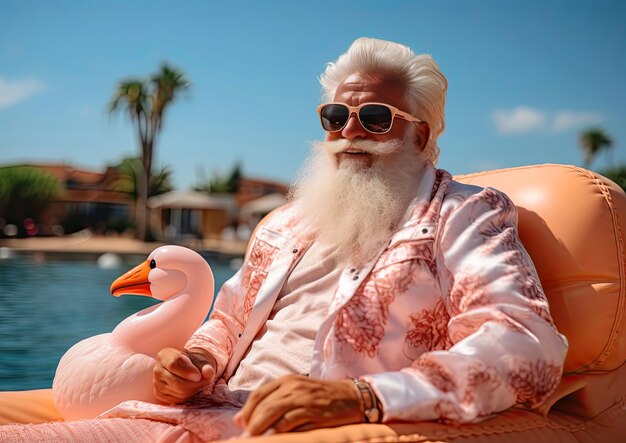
[319,37,448,164]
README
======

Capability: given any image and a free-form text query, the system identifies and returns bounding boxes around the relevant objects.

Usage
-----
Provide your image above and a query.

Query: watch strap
[351,378,381,423]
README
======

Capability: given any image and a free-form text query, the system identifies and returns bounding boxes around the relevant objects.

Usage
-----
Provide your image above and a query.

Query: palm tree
[579,128,613,169]
[194,163,242,194]
[113,157,174,200]
[109,64,189,241]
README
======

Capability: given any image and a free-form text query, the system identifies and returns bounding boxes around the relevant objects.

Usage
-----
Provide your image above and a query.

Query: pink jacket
[186,164,568,424]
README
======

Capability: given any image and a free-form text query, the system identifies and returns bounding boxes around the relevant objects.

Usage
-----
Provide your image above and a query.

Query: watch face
[366,408,380,423]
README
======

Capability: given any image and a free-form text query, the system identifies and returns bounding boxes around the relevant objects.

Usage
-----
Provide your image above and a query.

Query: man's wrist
[186,347,218,370]
[350,378,382,423]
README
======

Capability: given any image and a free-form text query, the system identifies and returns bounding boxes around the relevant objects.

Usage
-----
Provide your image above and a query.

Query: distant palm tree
[579,128,613,169]
[194,163,242,194]
[109,64,189,241]
[113,157,174,200]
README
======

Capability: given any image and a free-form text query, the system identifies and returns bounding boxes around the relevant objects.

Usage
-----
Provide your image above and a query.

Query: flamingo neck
[111,271,213,356]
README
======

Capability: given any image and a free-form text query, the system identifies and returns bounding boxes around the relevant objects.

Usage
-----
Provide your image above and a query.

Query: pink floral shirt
[103,164,568,436]
[186,164,568,423]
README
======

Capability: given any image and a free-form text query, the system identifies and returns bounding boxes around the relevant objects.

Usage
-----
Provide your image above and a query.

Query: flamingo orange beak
[110,259,152,297]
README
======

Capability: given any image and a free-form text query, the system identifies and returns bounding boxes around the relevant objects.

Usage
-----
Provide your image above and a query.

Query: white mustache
[316,138,404,156]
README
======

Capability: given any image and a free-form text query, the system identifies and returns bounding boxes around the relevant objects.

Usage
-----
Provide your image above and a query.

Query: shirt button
[292,248,298,253]
[422,228,428,234]
[238,333,242,338]
[353,276,359,281]
[350,268,356,273]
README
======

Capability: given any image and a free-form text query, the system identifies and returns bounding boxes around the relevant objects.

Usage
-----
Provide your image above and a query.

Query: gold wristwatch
[351,378,382,423]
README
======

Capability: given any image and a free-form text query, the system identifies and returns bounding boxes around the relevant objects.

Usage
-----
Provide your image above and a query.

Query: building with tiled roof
[1,162,290,239]
[2,163,133,235]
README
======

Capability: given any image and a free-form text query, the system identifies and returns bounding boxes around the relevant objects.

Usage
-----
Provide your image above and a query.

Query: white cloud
[492,107,605,136]
[492,107,546,135]
[0,76,46,110]
[551,111,604,133]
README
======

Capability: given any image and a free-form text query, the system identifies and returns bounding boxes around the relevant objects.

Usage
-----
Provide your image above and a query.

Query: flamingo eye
[150,259,156,269]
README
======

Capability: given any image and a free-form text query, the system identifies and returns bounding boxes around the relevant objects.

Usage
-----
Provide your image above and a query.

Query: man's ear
[415,122,430,152]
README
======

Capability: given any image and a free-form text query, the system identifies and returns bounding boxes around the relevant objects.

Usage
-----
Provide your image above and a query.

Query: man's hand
[234,375,363,436]
[153,347,217,404]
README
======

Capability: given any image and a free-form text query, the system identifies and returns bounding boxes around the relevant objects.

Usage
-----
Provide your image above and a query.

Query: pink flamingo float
[52,245,214,420]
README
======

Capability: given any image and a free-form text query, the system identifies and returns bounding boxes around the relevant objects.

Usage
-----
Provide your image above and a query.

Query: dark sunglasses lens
[320,104,349,131]
[360,105,392,133]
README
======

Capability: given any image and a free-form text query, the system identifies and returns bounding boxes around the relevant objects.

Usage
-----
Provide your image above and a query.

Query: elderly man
[148,37,567,436]
[0,38,567,441]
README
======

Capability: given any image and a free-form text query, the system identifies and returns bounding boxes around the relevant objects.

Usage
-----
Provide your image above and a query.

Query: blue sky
[1,0,624,190]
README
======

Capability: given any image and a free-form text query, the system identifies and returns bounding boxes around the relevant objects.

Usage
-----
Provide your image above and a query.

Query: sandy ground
[0,231,247,257]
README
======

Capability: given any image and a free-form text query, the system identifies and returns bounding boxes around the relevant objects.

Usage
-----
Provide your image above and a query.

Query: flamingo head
[110,245,209,301]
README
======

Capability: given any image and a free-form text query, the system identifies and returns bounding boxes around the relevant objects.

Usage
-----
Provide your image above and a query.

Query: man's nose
[340,112,368,139]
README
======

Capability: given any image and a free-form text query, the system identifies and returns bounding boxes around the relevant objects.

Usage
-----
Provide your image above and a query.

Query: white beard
[290,131,427,266]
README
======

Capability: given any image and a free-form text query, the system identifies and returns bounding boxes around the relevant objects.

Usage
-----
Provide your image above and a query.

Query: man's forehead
[334,71,407,107]
[338,72,403,91]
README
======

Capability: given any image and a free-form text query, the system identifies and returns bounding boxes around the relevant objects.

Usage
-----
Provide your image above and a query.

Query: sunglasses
[317,102,423,135]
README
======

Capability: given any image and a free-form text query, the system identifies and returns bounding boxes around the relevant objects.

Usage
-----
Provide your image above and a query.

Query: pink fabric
[0,417,197,443]
[228,242,340,390]
[100,388,244,442]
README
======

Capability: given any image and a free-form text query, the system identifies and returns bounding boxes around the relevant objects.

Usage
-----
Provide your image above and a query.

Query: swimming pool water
[0,252,237,391]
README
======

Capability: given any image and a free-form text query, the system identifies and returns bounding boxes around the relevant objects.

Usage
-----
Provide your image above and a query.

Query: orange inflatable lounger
[1,164,625,442]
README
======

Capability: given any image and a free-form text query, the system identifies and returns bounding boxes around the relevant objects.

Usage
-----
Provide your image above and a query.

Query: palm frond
[579,127,614,168]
